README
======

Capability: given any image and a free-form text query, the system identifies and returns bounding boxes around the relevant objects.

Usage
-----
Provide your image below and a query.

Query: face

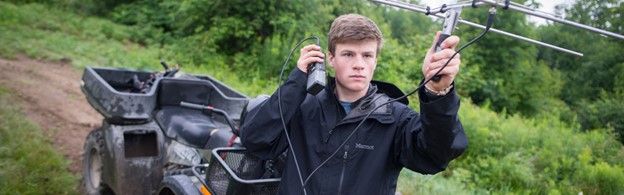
[328,39,378,98]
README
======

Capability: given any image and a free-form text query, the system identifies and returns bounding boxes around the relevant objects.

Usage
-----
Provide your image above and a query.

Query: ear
[328,51,335,69]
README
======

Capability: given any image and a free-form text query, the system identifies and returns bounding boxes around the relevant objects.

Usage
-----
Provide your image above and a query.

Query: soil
[0,54,102,174]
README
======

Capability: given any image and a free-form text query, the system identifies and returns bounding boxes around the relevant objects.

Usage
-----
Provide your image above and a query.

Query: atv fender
[101,121,166,195]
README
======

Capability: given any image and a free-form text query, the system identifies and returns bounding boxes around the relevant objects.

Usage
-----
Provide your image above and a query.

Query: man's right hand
[297,44,325,73]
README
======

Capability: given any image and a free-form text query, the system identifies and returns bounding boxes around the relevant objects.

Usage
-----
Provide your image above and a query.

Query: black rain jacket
[240,69,467,195]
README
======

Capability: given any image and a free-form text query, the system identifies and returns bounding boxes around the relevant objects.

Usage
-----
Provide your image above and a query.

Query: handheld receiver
[306,41,326,95]
[432,6,461,82]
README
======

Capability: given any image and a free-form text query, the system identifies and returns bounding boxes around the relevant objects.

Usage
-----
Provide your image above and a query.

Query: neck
[334,84,369,103]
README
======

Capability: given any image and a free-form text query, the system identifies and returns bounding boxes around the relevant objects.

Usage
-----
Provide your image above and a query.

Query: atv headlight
[166,140,201,166]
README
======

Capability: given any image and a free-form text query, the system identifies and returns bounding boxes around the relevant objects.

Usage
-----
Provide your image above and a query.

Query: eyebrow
[339,49,375,55]
[362,51,375,55]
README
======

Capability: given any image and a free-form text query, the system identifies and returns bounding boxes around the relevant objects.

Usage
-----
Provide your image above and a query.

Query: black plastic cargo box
[80,66,248,125]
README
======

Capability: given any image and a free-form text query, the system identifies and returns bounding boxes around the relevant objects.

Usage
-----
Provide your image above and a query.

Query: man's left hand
[422,31,461,91]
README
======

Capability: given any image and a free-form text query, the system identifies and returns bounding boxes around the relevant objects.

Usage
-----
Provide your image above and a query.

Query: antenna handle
[431,33,451,82]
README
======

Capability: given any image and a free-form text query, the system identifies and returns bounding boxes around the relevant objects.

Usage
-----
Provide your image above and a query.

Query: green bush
[576,161,624,194]
[454,100,624,194]
[577,91,624,142]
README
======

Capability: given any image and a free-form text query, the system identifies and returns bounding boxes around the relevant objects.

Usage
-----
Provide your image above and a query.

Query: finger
[431,49,459,62]
[303,50,325,60]
[426,62,459,79]
[300,45,321,54]
[440,35,460,50]
[428,31,442,54]
[301,57,325,65]
[301,44,320,52]
[299,50,325,64]
[426,58,460,74]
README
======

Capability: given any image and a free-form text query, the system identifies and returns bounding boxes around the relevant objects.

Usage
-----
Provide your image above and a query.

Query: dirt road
[0,54,102,173]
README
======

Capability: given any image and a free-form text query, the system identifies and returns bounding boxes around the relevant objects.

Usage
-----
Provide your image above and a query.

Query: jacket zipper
[324,129,333,143]
[338,144,349,195]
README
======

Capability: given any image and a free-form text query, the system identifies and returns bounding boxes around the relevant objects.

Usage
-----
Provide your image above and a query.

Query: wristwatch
[424,84,453,96]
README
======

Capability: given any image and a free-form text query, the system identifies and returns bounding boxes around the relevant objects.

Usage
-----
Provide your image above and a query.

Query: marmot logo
[355,143,374,150]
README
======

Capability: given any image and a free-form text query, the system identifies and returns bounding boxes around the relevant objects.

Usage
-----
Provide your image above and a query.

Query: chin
[346,84,368,92]
[337,79,368,92]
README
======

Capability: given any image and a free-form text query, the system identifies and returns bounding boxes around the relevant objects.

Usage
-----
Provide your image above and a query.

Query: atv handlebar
[180,101,240,136]
[160,61,180,78]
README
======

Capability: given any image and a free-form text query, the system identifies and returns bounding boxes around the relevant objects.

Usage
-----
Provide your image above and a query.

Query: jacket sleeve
[394,86,468,174]
[240,69,308,160]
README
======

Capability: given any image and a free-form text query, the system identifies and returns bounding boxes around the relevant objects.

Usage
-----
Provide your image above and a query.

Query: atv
[80,62,280,195]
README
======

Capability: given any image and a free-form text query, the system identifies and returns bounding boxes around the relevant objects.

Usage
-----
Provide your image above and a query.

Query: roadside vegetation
[0,0,622,194]
[0,87,79,194]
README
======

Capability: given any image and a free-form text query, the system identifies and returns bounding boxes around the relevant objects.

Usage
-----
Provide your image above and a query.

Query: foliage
[397,168,485,195]
[1,0,623,194]
[0,2,166,70]
[400,99,624,194]
[39,0,437,94]
[455,1,567,117]
[0,87,79,194]
[576,91,624,142]
[397,99,624,194]
[536,0,624,141]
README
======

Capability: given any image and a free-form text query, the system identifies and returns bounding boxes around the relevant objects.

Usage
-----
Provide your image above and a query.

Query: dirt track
[0,54,102,174]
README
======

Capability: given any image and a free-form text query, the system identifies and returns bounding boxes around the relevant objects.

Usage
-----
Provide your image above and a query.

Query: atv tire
[82,128,114,195]
[158,175,202,195]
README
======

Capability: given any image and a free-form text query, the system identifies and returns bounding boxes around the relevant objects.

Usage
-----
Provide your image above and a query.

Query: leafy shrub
[451,100,624,194]
[577,91,624,142]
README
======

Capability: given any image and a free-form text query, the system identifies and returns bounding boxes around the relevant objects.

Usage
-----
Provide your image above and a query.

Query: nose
[352,56,366,70]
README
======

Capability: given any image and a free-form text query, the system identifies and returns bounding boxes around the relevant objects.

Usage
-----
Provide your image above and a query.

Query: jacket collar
[324,77,395,125]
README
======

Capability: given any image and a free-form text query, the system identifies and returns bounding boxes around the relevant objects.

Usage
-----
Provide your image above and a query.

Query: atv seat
[155,106,216,148]
[155,78,221,148]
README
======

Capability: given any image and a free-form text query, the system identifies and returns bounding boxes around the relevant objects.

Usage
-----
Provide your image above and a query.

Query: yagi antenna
[371,0,624,57]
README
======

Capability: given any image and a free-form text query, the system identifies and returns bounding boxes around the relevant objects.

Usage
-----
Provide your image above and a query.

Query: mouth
[350,75,366,79]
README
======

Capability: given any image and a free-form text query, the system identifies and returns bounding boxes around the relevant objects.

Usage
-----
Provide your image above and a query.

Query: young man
[240,14,467,194]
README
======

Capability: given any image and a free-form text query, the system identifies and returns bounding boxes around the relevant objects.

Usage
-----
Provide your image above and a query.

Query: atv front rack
[188,148,280,195]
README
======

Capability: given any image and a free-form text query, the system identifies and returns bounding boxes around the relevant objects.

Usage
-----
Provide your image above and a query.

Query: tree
[537,0,624,141]
[456,0,564,116]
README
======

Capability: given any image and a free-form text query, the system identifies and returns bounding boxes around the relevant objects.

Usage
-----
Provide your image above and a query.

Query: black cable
[277,36,321,195]
[300,8,497,188]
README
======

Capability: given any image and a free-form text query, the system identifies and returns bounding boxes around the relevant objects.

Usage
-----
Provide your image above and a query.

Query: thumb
[428,31,442,54]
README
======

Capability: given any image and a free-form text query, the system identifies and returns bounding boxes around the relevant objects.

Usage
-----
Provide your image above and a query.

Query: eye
[343,53,353,57]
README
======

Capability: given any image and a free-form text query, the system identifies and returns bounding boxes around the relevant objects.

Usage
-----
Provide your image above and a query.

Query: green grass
[0,2,164,69]
[0,86,79,195]
[0,1,277,96]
